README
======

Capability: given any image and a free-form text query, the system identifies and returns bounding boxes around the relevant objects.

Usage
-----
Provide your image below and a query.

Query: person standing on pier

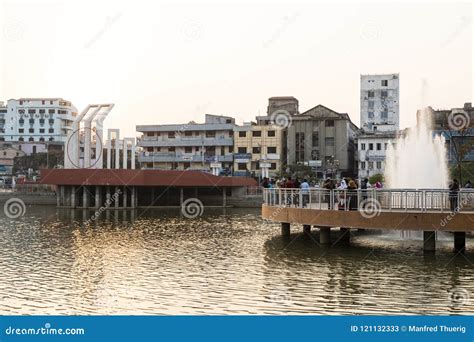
[449,179,460,212]
[300,179,310,208]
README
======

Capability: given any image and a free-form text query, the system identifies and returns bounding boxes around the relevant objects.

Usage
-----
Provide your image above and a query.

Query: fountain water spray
[385,107,449,189]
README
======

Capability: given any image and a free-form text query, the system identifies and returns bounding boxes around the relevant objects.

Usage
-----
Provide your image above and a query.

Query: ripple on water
[0,206,473,314]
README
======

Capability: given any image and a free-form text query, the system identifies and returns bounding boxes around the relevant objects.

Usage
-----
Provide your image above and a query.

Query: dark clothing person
[449,179,460,212]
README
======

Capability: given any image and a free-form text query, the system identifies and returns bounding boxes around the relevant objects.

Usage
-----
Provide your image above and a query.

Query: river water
[0,206,473,315]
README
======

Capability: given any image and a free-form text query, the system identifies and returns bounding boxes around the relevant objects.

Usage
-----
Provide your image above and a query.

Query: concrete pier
[95,187,101,208]
[423,231,436,252]
[303,225,311,235]
[281,222,290,237]
[454,232,466,253]
[319,227,331,244]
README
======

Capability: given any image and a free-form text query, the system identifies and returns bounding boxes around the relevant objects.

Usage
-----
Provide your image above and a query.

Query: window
[29,128,34,133]
[19,119,24,125]
[205,131,216,138]
[252,147,261,154]
[267,130,275,137]
[267,147,276,154]
[184,131,193,137]
[369,143,374,150]
[312,132,319,147]
[18,109,25,114]
[19,128,24,133]
[368,112,374,119]
[270,163,277,170]
[146,132,154,137]
[33,146,36,153]
[381,90,388,97]
[146,147,153,152]
[50,100,53,105]
[184,146,192,153]
[39,137,45,142]
[381,80,388,86]
[368,91,375,98]
[28,109,36,114]
[39,128,45,133]
[376,143,381,150]
[49,119,54,124]
[326,120,334,127]
[376,161,382,169]
[226,119,232,124]
[19,137,24,142]
[29,119,34,124]
[381,110,388,119]
[238,147,247,154]
[384,143,388,150]
[28,137,34,142]
[368,101,374,109]
[39,119,45,125]
[169,147,175,152]
[360,143,366,150]
[238,163,247,170]
[168,132,175,138]
[325,137,334,146]
[49,137,54,141]
[42,100,45,105]
[252,131,261,137]
[360,161,366,170]
[368,161,374,169]
[48,109,55,114]
[19,100,23,105]
[48,128,54,133]
[295,132,305,162]
[239,131,246,138]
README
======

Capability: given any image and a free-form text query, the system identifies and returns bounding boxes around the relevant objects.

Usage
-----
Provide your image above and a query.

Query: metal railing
[263,188,474,213]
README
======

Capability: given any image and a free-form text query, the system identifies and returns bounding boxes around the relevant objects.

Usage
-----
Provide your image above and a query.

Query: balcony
[138,152,234,163]
[138,136,233,147]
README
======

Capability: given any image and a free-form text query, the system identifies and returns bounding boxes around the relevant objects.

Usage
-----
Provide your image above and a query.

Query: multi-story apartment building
[286,104,358,178]
[357,73,400,179]
[137,114,235,171]
[233,118,283,178]
[0,98,77,144]
[266,96,299,116]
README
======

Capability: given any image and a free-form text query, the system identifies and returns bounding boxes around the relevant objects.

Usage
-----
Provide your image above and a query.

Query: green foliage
[13,150,63,174]
[369,173,384,184]
[449,161,474,185]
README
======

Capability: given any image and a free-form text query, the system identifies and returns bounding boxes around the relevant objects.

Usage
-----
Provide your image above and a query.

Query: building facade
[266,96,299,116]
[286,105,358,178]
[233,120,283,178]
[0,98,77,144]
[137,114,235,172]
[357,73,400,180]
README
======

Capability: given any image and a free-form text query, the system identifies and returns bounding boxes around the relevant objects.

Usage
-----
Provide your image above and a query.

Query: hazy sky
[1,0,472,137]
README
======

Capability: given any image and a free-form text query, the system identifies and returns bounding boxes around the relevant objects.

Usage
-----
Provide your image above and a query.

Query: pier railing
[262,188,474,213]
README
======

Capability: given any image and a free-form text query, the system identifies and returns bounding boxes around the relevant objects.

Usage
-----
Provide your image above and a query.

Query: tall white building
[360,74,399,132]
[357,74,400,180]
[0,98,77,144]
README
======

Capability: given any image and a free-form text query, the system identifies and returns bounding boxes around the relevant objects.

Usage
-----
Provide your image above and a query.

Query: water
[385,107,449,189]
[0,206,473,315]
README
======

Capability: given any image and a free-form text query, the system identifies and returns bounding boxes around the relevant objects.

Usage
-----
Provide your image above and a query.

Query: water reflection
[0,206,472,314]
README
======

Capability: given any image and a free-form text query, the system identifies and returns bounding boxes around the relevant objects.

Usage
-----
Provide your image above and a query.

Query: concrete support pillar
[71,186,76,208]
[319,227,331,244]
[281,222,290,237]
[131,187,136,208]
[303,224,311,235]
[123,187,128,208]
[59,185,64,207]
[423,231,436,253]
[83,186,89,208]
[95,186,101,208]
[106,186,111,207]
[115,186,119,208]
[222,188,227,207]
[339,228,350,244]
[180,188,184,207]
[454,232,466,253]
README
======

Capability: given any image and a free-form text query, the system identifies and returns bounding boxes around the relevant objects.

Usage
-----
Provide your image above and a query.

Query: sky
[1,0,472,138]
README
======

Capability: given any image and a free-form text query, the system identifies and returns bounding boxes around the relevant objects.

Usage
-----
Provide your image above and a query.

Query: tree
[369,173,384,185]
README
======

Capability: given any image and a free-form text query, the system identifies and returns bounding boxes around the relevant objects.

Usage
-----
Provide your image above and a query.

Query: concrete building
[360,74,399,132]
[286,104,358,178]
[233,119,284,178]
[266,96,299,116]
[357,73,400,180]
[0,144,25,175]
[0,98,77,144]
[137,114,235,173]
